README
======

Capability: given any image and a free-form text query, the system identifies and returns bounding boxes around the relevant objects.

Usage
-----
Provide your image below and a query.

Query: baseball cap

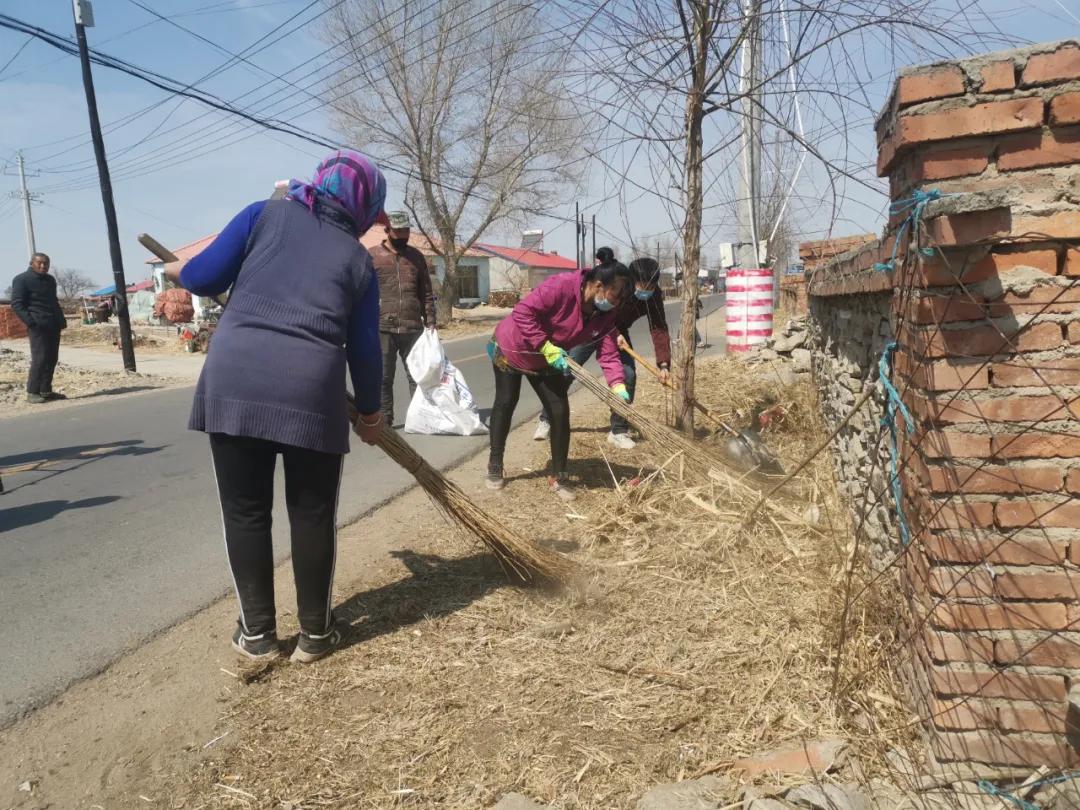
[388,211,411,229]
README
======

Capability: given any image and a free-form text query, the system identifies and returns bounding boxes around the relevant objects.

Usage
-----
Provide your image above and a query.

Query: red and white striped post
[725,267,774,352]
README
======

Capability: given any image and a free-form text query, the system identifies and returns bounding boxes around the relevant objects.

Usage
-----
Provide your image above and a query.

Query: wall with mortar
[0,305,28,340]
[811,40,1080,772]
[802,238,897,570]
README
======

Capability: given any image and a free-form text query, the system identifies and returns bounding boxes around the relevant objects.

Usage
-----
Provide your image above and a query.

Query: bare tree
[571,0,1003,429]
[324,0,584,322]
[52,267,95,304]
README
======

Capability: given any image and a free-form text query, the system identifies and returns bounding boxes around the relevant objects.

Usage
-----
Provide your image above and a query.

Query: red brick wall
[799,234,877,273]
[778,274,807,315]
[814,41,1080,770]
[0,305,28,339]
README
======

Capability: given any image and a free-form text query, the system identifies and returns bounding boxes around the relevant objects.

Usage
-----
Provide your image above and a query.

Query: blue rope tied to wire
[873,188,948,272]
[978,773,1080,809]
[878,341,915,545]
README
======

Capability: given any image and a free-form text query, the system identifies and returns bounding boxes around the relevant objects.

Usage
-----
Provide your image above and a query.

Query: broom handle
[618,340,737,437]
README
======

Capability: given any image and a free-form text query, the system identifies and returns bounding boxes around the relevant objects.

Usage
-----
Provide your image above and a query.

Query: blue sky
[0,0,1077,288]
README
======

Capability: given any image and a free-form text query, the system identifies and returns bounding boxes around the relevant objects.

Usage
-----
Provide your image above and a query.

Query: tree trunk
[672,16,707,433]
[437,248,459,325]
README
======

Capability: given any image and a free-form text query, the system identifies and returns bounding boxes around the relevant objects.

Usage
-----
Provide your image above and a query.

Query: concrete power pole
[16,152,37,259]
[736,0,762,269]
[72,0,136,372]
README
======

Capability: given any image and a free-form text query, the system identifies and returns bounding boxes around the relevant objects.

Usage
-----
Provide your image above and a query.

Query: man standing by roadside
[369,211,436,426]
[11,252,67,404]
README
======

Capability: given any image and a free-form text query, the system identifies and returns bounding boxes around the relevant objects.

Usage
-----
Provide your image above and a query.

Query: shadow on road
[80,385,163,399]
[333,550,509,653]
[0,440,165,495]
[0,439,144,469]
[0,495,122,532]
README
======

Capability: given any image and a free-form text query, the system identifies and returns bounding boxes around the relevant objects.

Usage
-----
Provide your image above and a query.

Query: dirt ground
[61,323,189,354]
[436,305,510,340]
[0,357,907,809]
[0,347,186,419]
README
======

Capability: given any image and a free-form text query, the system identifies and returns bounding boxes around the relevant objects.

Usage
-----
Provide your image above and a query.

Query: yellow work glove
[611,383,631,402]
[540,340,569,372]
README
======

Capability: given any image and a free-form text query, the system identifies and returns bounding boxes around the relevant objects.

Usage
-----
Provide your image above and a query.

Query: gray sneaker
[231,626,281,661]
[26,393,46,404]
[291,625,342,663]
[533,419,550,441]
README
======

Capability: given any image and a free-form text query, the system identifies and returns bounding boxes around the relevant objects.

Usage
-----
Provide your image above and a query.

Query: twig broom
[346,394,578,585]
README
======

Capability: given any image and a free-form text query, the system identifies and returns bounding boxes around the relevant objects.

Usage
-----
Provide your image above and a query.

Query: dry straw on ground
[164,356,910,809]
[347,394,578,585]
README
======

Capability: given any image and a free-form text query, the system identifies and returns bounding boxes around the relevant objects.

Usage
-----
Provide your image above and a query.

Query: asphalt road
[0,295,724,726]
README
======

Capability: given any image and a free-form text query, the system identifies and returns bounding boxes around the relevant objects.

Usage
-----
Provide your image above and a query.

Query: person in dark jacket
[368,210,436,426]
[534,252,671,450]
[169,149,387,664]
[10,252,67,403]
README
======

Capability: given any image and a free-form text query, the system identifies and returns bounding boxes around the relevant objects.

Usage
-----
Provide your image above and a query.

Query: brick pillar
[878,41,1080,769]
[792,236,879,316]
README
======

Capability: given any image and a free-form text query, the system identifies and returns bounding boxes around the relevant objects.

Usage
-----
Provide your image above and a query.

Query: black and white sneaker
[486,463,505,490]
[291,625,342,663]
[42,391,67,401]
[231,626,281,661]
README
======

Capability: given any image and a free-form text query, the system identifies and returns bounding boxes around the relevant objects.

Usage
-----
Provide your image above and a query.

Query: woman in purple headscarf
[170,149,388,663]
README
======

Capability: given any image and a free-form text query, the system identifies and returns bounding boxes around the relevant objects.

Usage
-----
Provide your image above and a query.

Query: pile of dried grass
[161,356,911,809]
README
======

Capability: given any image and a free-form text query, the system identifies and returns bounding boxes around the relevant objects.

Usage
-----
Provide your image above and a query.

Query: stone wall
[810,40,1080,772]
[806,244,897,569]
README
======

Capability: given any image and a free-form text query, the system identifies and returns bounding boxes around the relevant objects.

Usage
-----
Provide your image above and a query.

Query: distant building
[472,242,579,293]
[144,225,579,310]
[144,234,218,320]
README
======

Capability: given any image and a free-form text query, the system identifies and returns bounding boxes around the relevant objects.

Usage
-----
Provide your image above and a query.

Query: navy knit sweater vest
[189,199,375,454]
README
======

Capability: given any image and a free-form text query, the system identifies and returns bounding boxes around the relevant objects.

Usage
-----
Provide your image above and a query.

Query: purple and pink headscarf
[286,149,387,234]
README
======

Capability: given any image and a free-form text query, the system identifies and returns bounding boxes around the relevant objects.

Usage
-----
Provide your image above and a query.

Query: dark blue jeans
[539,334,637,434]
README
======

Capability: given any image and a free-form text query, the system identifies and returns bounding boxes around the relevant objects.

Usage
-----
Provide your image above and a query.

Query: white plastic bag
[405,328,445,390]
[404,330,488,436]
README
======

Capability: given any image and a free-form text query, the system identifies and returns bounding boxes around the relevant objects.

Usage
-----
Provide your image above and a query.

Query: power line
[33,0,493,180]
[0,8,605,242]
[18,0,332,160]
[34,0,549,191]
[0,34,33,78]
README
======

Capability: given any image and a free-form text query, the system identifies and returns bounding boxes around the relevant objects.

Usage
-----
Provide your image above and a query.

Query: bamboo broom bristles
[564,357,725,481]
[347,395,578,585]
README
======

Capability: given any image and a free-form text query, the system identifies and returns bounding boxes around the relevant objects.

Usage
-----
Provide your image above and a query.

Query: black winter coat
[11,268,66,331]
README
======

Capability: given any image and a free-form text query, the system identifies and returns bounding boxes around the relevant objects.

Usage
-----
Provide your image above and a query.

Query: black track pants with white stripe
[210,433,342,638]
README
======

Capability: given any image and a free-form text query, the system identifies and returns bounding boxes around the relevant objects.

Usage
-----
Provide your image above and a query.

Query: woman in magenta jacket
[486,261,633,500]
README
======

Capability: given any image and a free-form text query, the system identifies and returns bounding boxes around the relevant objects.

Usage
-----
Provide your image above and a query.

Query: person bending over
[486,261,632,501]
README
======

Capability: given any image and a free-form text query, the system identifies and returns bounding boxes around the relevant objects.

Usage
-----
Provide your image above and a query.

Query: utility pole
[16,153,37,258]
[575,201,581,268]
[4,151,41,261]
[72,0,135,372]
[735,0,762,270]
[590,215,595,263]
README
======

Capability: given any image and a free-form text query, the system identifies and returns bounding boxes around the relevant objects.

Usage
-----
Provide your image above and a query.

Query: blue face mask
[634,289,654,301]
[594,295,614,312]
